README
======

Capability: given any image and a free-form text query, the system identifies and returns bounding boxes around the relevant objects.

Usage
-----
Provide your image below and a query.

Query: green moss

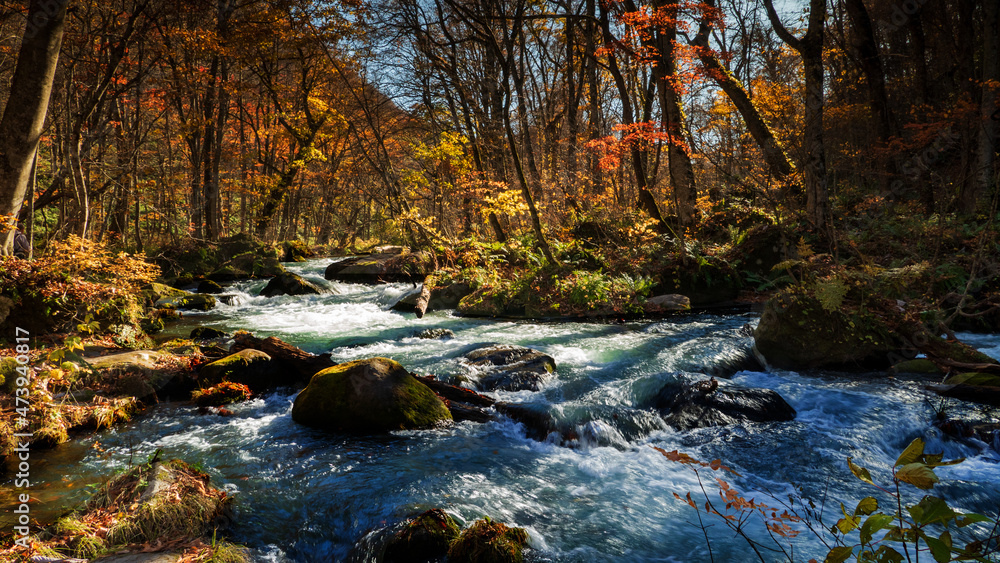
[944,372,1000,388]
[384,508,461,561]
[291,357,452,433]
[199,349,272,387]
[447,518,529,563]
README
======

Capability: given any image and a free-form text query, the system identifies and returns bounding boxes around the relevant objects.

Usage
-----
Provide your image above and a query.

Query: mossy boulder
[457,287,506,317]
[927,373,1000,406]
[383,509,461,562]
[291,357,452,433]
[753,291,899,370]
[324,250,435,283]
[198,349,283,392]
[447,519,529,563]
[144,283,188,304]
[197,279,224,294]
[259,272,324,297]
[724,223,791,276]
[464,345,556,392]
[190,327,228,340]
[281,240,315,262]
[890,359,944,375]
[154,290,216,311]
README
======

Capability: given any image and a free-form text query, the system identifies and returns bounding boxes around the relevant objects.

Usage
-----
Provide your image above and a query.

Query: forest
[1,0,999,562]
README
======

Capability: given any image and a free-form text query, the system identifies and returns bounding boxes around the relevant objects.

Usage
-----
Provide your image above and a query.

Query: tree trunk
[970,0,1000,213]
[652,0,698,226]
[0,0,69,254]
[764,0,828,230]
[691,0,795,179]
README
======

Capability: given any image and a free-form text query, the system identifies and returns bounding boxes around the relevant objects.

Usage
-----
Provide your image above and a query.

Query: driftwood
[415,281,432,318]
[414,374,495,408]
[925,384,1000,407]
[231,332,334,379]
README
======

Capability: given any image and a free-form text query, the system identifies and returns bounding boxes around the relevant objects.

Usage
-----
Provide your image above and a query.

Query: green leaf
[895,438,925,467]
[848,457,876,486]
[922,533,952,563]
[908,496,957,526]
[896,463,939,490]
[825,546,854,563]
[859,513,894,544]
[957,513,990,527]
[855,496,878,517]
[873,545,904,563]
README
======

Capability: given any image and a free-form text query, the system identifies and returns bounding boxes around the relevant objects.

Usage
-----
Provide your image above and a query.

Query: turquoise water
[9,259,1000,562]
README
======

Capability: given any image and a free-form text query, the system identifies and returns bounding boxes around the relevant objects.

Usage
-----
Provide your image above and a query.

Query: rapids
[7,259,1000,562]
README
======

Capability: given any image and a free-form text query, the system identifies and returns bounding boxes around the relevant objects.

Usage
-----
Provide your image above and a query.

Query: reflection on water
[5,259,1000,562]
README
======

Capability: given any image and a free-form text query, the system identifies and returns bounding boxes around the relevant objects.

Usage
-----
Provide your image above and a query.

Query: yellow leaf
[896,463,939,490]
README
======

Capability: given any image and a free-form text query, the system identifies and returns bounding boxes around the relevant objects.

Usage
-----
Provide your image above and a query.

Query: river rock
[191,326,229,340]
[464,345,556,392]
[198,348,287,392]
[259,271,324,297]
[324,250,435,283]
[291,357,452,433]
[447,518,530,563]
[643,294,691,313]
[890,358,944,374]
[197,279,224,294]
[155,290,217,311]
[654,378,796,431]
[89,350,179,401]
[383,509,461,563]
[415,328,454,339]
[753,292,898,370]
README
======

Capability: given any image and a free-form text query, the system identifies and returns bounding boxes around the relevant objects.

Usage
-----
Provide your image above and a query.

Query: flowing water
[7,259,1000,562]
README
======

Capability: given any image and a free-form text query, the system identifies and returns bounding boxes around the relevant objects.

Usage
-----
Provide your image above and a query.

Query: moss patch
[291,357,452,433]
[447,518,529,563]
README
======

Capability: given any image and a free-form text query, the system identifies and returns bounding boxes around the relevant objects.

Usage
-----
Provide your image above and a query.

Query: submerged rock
[654,377,796,431]
[699,345,764,378]
[464,345,556,392]
[259,271,324,297]
[447,518,530,563]
[291,357,452,433]
[415,328,455,339]
[383,509,461,562]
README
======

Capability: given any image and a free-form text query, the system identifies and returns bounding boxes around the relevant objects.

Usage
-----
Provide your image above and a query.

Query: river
[10,259,1000,562]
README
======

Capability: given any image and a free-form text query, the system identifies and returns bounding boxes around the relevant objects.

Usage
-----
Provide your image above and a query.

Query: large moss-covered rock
[291,357,452,433]
[259,272,323,297]
[447,519,529,563]
[324,250,435,283]
[383,509,461,563]
[154,289,216,311]
[198,349,284,392]
[753,292,899,370]
[457,287,506,317]
[464,345,556,392]
[654,377,796,430]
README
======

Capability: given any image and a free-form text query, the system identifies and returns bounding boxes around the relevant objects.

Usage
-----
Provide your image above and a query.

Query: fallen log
[414,374,495,408]
[925,384,1000,407]
[415,280,432,319]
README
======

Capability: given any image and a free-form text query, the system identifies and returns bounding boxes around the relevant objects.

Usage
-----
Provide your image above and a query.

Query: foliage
[661,439,1000,563]
[0,236,157,336]
[192,382,252,407]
